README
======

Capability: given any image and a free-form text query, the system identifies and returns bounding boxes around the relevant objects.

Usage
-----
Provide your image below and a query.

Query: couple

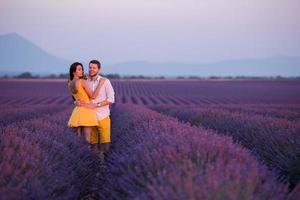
[67,60,115,158]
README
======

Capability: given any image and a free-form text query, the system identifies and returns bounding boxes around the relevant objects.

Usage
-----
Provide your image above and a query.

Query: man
[79,59,115,156]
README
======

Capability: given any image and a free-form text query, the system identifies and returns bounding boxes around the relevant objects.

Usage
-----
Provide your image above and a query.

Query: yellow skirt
[68,106,98,127]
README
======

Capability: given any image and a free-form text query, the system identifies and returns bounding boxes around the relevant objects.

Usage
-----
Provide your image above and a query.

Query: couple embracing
[67,60,115,159]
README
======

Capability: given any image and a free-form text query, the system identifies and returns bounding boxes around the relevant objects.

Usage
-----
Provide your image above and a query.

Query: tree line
[1,71,299,80]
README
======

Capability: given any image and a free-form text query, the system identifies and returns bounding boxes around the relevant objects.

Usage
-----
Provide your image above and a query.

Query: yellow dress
[68,79,98,127]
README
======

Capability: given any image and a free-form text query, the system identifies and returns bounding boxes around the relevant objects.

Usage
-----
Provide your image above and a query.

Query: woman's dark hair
[69,62,83,80]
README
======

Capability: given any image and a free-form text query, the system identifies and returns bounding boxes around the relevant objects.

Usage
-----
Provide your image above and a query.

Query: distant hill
[0,33,299,77]
[0,33,70,75]
[106,57,300,77]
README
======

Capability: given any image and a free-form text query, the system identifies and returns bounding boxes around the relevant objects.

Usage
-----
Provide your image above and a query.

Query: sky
[0,0,299,64]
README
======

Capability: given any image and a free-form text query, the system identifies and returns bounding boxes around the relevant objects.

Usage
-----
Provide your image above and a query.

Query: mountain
[0,33,299,77]
[0,33,70,75]
[106,56,300,77]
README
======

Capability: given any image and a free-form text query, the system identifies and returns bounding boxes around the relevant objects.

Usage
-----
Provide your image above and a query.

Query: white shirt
[87,75,115,120]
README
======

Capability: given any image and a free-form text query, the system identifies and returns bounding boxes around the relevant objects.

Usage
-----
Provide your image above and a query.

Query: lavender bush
[102,104,288,199]
[1,79,300,199]
[0,108,101,200]
[152,105,300,188]
[0,105,66,128]
[185,104,300,121]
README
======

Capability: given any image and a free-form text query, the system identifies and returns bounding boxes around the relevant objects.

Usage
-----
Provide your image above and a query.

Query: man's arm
[100,79,115,107]
[107,79,115,101]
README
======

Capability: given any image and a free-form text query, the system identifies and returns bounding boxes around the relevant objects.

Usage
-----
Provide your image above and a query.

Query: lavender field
[1,79,300,200]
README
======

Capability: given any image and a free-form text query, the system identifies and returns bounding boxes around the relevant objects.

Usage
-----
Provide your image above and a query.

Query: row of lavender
[185,104,300,121]
[0,105,102,199]
[102,104,299,200]
[1,80,300,106]
[151,104,300,189]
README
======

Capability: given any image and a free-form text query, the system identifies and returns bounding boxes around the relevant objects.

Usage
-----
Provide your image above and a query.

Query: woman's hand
[74,99,84,106]
[82,75,88,80]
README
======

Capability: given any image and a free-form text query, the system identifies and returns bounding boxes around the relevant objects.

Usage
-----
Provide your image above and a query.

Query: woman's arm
[77,100,109,109]
[80,102,98,109]
[77,100,112,109]
[82,78,106,99]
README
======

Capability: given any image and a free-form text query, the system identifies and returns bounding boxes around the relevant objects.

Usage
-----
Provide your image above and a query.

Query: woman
[67,62,105,143]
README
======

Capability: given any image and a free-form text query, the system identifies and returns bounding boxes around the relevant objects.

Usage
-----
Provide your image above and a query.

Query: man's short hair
[89,60,101,69]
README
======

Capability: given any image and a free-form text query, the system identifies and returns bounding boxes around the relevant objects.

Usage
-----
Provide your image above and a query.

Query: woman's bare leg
[74,127,82,137]
[83,126,93,143]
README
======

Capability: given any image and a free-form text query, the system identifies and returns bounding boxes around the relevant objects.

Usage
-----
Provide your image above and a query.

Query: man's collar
[89,75,101,81]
